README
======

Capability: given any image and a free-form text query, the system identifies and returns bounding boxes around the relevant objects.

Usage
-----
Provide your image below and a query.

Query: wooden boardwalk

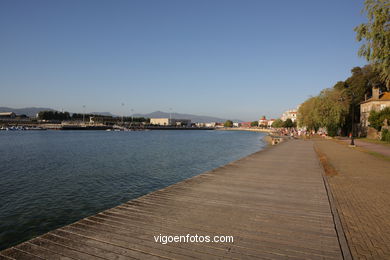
[1,140,344,259]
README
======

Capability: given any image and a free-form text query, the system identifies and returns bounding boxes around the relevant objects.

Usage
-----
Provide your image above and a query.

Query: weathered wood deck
[1,140,344,259]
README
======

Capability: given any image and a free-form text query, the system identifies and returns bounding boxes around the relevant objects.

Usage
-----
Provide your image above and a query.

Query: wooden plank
[0,248,43,260]
[1,140,344,259]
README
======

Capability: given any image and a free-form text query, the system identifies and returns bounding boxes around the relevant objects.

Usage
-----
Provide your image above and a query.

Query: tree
[37,110,70,121]
[297,97,320,131]
[315,88,349,136]
[297,89,349,136]
[333,66,385,135]
[251,121,258,127]
[271,119,284,128]
[283,119,294,128]
[224,120,233,128]
[355,0,390,90]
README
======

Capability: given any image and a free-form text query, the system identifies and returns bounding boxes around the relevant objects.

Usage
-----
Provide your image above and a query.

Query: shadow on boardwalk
[315,139,390,260]
[1,140,343,259]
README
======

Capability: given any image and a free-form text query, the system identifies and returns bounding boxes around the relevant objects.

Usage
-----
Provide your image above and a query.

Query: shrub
[368,107,390,131]
[224,120,233,128]
[381,129,390,142]
[272,119,284,128]
[283,119,294,128]
[327,125,339,137]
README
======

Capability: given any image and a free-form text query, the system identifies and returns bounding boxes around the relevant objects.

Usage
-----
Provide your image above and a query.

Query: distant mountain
[0,107,243,122]
[0,107,118,117]
[0,107,54,117]
[133,111,243,123]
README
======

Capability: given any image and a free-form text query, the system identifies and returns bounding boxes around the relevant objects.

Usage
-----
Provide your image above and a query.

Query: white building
[281,108,298,122]
[360,87,390,129]
[258,116,268,127]
[205,122,217,128]
[267,119,275,127]
[150,118,191,127]
[0,112,16,119]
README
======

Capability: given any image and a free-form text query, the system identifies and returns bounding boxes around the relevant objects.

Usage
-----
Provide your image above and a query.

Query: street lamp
[346,89,356,146]
[339,89,356,147]
[121,102,125,125]
[169,107,172,125]
[82,105,86,124]
[131,109,134,126]
[350,96,356,146]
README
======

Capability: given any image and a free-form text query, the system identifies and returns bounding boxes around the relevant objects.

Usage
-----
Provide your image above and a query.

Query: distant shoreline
[216,127,273,133]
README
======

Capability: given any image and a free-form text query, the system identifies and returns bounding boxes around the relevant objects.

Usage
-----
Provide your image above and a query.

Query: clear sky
[0,0,367,121]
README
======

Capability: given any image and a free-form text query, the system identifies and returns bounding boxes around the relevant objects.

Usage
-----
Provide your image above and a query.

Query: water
[0,130,266,250]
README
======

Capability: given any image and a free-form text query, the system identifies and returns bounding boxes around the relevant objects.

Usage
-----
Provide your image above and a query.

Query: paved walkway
[337,138,390,157]
[315,139,390,260]
[1,140,343,259]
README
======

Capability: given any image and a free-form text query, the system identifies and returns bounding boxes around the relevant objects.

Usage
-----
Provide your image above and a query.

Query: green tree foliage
[224,120,233,127]
[299,65,386,136]
[328,66,385,135]
[316,89,349,135]
[335,66,385,105]
[71,113,149,123]
[283,118,294,128]
[355,0,390,89]
[368,110,382,130]
[297,89,349,136]
[297,97,320,131]
[368,107,390,131]
[382,129,390,142]
[251,121,258,127]
[271,119,284,128]
[37,111,71,121]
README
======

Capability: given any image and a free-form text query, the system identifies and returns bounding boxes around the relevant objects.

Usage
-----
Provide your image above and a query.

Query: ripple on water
[0,130,266,249]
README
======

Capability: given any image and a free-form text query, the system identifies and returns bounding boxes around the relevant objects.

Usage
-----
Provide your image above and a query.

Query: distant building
[267,119,275,127]
[150,118,191,127]
[205,122,217,128]
[195,122,218,128]
[233,122,240,127]
[360,87,390,131]
[0,112,16,119]
[281,108,298,122]
[258,116,268,127]
[240,122,251,128]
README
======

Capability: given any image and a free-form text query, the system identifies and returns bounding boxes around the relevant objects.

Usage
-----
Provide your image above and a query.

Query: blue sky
[0,0,366,121]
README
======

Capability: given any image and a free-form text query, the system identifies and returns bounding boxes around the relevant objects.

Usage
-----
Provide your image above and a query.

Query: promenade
[1,140,344,259]
[315,139,390,259]
[336,138,390,157]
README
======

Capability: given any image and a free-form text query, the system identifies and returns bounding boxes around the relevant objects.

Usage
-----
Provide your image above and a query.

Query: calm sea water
[0,130,265,249]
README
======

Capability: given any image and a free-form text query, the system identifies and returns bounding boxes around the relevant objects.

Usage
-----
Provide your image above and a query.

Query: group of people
[275,128,328,138]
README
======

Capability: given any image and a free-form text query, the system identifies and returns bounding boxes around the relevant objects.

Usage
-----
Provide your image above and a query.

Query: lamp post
[347,89,356,146]
[121,102,125,125]
[131,109,134,126]
[82,105,86,124]
[350,101,355,146]
[169,107,172,125]
[339,89,356,147]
